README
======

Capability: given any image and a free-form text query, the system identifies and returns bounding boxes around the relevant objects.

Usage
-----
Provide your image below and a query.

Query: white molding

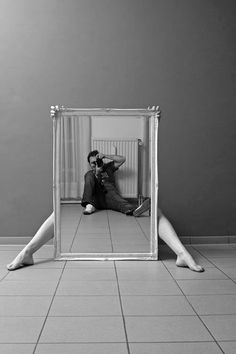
[53,106,160,260]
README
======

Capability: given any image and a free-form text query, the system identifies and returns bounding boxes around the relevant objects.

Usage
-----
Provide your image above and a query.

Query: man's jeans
[81,171,134,214]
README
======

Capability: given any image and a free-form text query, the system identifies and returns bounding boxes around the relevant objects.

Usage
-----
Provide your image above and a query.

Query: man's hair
[87,150,99,163]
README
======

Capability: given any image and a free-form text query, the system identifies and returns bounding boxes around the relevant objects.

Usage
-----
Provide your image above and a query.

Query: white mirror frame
[52,107,160,260]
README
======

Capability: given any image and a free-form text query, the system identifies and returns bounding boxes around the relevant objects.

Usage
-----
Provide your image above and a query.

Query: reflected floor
[60,204,150,253]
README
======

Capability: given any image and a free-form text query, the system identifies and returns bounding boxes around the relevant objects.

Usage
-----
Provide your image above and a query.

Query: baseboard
[189,235,230,244]
[0,235,236,246]
[0,237,53,245]
[178,235,236,244]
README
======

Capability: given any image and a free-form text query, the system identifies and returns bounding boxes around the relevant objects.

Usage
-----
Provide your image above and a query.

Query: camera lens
[96,158,103,167]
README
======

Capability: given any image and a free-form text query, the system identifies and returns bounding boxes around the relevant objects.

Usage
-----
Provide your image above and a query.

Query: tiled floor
[60,204,150,253]
[0,244,236,353]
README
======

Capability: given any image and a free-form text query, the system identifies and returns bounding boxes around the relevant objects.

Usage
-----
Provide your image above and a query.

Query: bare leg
[7,213,54,271]
[158,209,204,272]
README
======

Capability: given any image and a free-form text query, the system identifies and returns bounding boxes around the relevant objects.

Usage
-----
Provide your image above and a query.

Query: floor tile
[1,242,236,351]
[158,246,179,259]
[111,232,147,238]
[115,261,167,269]
[32,246,54,259]
[49,295,122,316]
[75,228,109,234]
[0,317,44,343]
[193,245,236,258]
[112,237,148,244]
[112,244,149,252]
[201,315,236,340]
[0,344,35,354]
[122,295,195,316]
[118,280,182,295]
[129,342,222,354]
[187,294,236,315]
[112,240,148,246]
[125,316,213,342]
[116,266,172,281]
[56,280,118,296]
[29,259,65,268]
[61,268,116,281]
[109,226,142,232]
[65,260,114,268]
[177,279,236,295]
[71,242,113,253]
[168,267,227,280]
[35,343,128,354]
[210,257,236,267]
[0,280,58,296]
[0,296,52,316]
[5,268,63,281]
[39,316,126,343]
[0,269,8,280]
[74,235,112,241]
[215,267,236,279]
[218,341,236,354]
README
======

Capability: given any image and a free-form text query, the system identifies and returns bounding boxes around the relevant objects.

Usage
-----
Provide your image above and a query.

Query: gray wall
[0,0,235,239]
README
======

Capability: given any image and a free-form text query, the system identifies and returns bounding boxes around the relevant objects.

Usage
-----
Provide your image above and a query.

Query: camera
[96,157,104,167]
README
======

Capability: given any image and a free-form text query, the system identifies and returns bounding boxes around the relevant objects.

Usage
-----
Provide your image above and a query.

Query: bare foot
[7,250,34,271]
[176,252,204,272]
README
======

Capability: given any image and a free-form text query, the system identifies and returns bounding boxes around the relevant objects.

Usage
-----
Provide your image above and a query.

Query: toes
[6,264,12,270]
[190,264,205,272]
[7,263,18,271]
[195,265,205,272]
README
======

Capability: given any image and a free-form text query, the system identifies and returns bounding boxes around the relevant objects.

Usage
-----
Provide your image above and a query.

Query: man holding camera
[81,150,150,216]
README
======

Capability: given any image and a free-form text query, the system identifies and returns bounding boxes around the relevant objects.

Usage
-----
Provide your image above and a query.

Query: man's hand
[96,152,105,160]
[96,153,125,169]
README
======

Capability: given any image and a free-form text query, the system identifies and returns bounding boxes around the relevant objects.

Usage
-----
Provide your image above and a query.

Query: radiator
[92,138,139,198]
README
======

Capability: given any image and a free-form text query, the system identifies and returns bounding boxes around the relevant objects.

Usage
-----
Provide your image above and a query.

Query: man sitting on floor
[82,150,150,217]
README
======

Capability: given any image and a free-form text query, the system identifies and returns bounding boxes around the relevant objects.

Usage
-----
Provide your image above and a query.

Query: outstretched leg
[7,213,54,271]
[158,209,204,272]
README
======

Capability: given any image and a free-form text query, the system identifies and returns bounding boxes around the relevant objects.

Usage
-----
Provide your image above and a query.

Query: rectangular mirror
[53,107,159,260]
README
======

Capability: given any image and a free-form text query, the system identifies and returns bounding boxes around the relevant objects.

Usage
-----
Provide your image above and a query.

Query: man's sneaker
[133,198,150,217]
[125,208,135,216]
[83,204,96,215]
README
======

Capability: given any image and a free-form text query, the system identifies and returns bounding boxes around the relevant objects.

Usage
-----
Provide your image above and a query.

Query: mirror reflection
[59,114,151,254]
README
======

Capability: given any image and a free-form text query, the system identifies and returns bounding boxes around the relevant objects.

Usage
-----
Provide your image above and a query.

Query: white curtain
[60,115,91,200]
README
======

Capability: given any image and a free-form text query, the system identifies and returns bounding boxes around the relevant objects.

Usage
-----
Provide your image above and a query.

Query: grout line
[107,210,114,253]
[2,292,236,297]
[68,208,84,253]
[114,262,130,354]
[32,260,67,354]
[2,313,236,318]
[135,217,149,242]
[160,260,225,353]
[191,245,236,289]
[192,246,236,282]
[37,340,236,342]
[0,340,233,344]
[0,273,10,281]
